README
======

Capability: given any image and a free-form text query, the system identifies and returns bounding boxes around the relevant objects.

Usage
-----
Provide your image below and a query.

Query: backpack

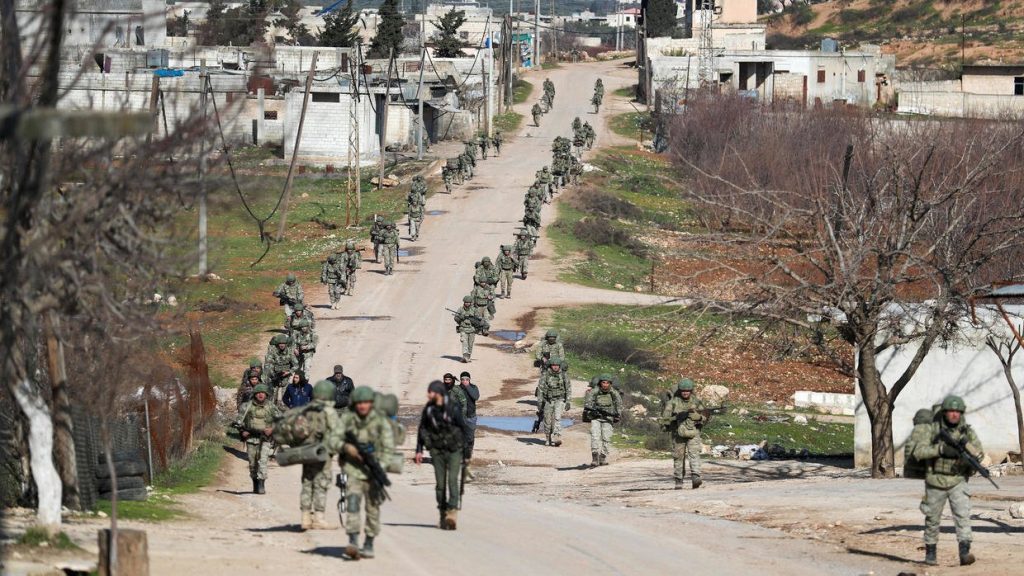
[903,406,941,479]
[272,403,326,446]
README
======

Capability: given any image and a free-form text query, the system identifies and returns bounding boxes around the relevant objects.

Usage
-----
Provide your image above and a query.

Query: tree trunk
[999,364,1024,463]
[11,376,62,533]
[857,344,896,477]
[44,312,80,510]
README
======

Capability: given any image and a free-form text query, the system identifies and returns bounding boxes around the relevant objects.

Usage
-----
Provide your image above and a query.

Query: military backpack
[272,403,328,446]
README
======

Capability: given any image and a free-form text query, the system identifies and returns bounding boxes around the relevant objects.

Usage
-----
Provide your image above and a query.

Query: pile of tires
[96,452,149,502]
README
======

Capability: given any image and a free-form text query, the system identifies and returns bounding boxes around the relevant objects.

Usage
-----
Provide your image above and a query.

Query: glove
[939,443,960,458]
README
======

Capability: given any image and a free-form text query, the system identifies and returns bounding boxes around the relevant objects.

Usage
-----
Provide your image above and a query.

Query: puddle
[327,315,393,321]
[477,416,575,433]
[491,330,526,342]
[398,250,410,257]
[427,210,447,215]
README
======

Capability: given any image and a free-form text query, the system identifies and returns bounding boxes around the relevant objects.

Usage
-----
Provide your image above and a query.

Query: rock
[633,285,643,292]
[371,176,400,187]
[1010,503,1024,519]
[793,415,808,425]
[153,293,163,303]
[97,510,108,518]
[166,295,178,307]
[614,283,624,290]
[738,444,767,461]
[206,273,223,282]
[737,408,749,416]
[629,404,647,417]
[783,405,795,411]
[513,339,531,350]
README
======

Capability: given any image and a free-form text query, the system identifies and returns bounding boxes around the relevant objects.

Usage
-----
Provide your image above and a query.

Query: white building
[16,0,167,50]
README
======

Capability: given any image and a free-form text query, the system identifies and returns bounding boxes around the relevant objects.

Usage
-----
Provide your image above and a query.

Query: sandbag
[275,444,329,467]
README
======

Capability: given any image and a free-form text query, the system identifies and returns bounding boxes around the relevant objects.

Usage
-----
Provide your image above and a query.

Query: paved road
[123,60,899,575]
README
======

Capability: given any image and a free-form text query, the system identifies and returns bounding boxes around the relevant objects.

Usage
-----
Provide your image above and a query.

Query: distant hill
[765,0,1024,69]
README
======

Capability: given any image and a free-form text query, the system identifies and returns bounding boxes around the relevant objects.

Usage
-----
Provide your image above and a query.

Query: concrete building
[16,0,167,49]
[897,64,1024,118]
[854,306,1024,468]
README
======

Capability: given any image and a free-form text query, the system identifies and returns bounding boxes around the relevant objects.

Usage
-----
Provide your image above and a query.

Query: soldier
[569,155,584,185]
[321,255,347,310]
[289,303,316,336]
[544,78,556,104]
[370,215,384,262]
[534,330,565,381]
[237,358,265,409]
[536,359,570,446]
[462,151,475,180]
[514,231,533,279]
[572,116,582,139]
[584,375,622,467]
[662,379,706,490]
[293,323,318,376]
[234,384,279,494]
[495,245,518,298]
[340,241,362,296]
[339,386,394,560]
[282,372,313,409]
[455,155,467,184]
[415,380,473,530]
[327,365,355,410]
[453,295,487,363]
[442,163,454,193]
[456,371,480,480]
[299,380,346,530]
[478,133,489,160]
[910,395,983,566]
[591,91,601,114]
[532,102,543,127]
[470,278,494,322]
[538,166,553,201]
[465,139,478,161]
[411,174,428,205]
[407,194,424,241]
[264,334,299,403]
[583,121,595,149]
[381,221,400,275]
[272,273,304,328]
[492,130,503,156]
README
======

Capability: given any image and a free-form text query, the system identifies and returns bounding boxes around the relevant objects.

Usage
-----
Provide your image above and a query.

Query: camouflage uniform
[411,175,428,205]
[583,122,595,149]
[536,362,570,446]
[299,383,346,529]
[293,323,319,377]
[288,304,316,338]
[272,275,304,327]
[492,131,503,156]
[470,281,494,322]
[381,223,400,275]
[370,216,384,262]
[264,335,299,401]
[442,164,454,193]
[910,396,983,566]
[495,247,518,298]
[408,197,425,241]
[321,255,347,310]
[584,377,621,466]
[538,167,553,201]
[339,242,362,295]
[234,386,280,493]
[534,332,565,381]
[662,380,706,488]
[478,134,489,159]
[237,359,266,409]
[514,233,534,279]
[453,297,487,363]
[339,392,394,554]
[532,103,542,126]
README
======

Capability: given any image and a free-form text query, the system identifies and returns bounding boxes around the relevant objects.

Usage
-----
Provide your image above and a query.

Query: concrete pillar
[257,87,265,146]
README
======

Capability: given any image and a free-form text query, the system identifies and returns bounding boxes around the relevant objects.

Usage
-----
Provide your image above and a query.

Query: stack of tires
[96,452,149,502]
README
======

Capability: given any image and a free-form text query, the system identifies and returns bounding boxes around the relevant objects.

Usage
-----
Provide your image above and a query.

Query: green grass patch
[548,202,654,290]
[96,437,225,521]
[608,111,652,141]
[18,527,81,550]
[702,410,853,455]
[612,85,636,99]
[494,110,523,133]
[513,78,533,105]
[541,60,562,70]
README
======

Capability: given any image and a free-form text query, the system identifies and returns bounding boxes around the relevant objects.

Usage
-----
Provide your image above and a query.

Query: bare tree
[1,0,203,532]
[670,93,1024,477]
[984,323,1024,464]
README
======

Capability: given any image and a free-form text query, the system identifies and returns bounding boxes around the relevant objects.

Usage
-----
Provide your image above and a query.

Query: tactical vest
[421,407,464,453]
[930,422,974,477]
[539,373,567,401]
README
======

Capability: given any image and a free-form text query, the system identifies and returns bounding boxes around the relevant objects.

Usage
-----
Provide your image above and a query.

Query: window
[1016,77,1024,96]
[135,25,144,46]
[817,69,826,83]
[311,92,340,103]
[857,69,866,83]
[264,111,278,120]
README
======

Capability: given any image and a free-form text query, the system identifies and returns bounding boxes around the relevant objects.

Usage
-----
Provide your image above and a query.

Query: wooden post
[98,529,148,576]
[378,50,394,190]
[275,51,319,242]
[146,75,160,144]
[198,60,208,276]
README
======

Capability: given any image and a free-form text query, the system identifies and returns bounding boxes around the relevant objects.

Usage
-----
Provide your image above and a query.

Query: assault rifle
[335,472,348,528]
[531,400,545,433]
[939,427,1000,489]
[584,406,619,423]
[231,421,271,440]
[345,432,392,502]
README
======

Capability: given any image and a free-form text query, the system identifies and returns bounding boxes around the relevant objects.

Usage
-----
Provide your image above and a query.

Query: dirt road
[34,59,968,575]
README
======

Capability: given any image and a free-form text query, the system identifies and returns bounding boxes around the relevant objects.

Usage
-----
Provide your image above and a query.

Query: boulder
[629,404,648,417]
[1009,503,1024,519]
[793,414,808,425]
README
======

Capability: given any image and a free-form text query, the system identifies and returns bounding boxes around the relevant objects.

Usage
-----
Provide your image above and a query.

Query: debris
[737,444,768,461]
[793,415,808,425]
[1010,503,1024,519]
[736,408,749,416]
[300,192,309,199]
[166,295,178,307]
[153,293,163,303]
[371,176,400,187]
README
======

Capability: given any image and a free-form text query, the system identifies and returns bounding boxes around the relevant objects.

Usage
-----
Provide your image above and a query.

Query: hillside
[766,0,1024,69]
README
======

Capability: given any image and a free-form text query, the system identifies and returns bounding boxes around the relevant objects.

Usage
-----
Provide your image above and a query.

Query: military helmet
[589,375,601,388]
[481,256,492,264]
[502,245,511,252]
[253,384,270,396]
[286,273,297,282]
[677,378,695,392]
[941,395,966,413]
[352,386,375,404]
[462,295,473,303]
[271,334,288,345]
[313,380,335,401]
[598,373,613,385]
[328,255,337,263]
[249,357,261,368]
[294,303,305,312]
[559,359,569,369]
[379,393,399,418]
[549,356,563,366]
[913,408,935,425]
[545,329,558,339]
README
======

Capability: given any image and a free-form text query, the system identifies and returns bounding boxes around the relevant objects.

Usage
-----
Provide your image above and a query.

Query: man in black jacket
[415,381,472,530]
[327,365,355,409]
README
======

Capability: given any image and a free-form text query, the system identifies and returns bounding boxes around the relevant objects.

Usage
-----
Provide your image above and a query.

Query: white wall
[854,309,1024,468]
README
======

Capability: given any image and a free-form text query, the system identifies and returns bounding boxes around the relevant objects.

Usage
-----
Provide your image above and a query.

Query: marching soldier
[381,221,400,275]
[478,133,490,160]
[408,194,425,241]
[495,245,518,298]
[339,386,394,560]
[293,323,318,377]
[339,241,362,296]
[272,273,304,329]
[584,375,621,467]
[442,163,454,193]
[492,130,503,156]
[370,215,385,262]
[234,384,279,494]
[299,381,346,530]
[264,334,298,403]
[532,102,543,127]
[453,295,488,363]
[536,359,570,446]
[514,230,534,279]
[237,358,266,409]
[321,255,347,310]
[662,379,705,489]
[415,380,473,530]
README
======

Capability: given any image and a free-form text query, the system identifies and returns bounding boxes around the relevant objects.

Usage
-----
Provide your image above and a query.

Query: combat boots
[692,476,703,490]
[300,511,313,531]
[445,509,459,531]
[462,354,470,364]
[311,511,333,530]
[345,533,361,560]
[958,541,975,566]
[591,452,600,467]
[360,536,375,559]
[674,479,685,490]
[924,544,937,566]
[598,453,608,466]
[439,509,448,529]
[255,479,266,495]
[251,477,259,494]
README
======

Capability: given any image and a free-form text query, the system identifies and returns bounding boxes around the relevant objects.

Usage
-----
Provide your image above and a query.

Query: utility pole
[276,51,319,241]
[615,1,622,52]
[198,59,208,276]
[378,50,394,190]
[485,31,494,137]
[347,47,362,226]
[550,0,556,62]
[698,0,715,86]
[536,0,544,68]
[416,47,426,160]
